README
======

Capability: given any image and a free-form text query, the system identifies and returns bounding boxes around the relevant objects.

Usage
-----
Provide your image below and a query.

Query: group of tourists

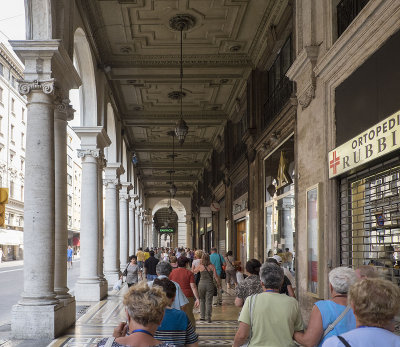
[98,246,400,347]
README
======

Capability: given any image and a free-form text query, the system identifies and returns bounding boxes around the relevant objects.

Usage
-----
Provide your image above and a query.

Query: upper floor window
[21,132,25,149]
[0,87,3,103]
[67,174,72,185]
[11,98,15,113]
[67,155,72,167]
[337,0,370,37]
[11,75,16,89]
[20,158,24,171]
[10,181,14,198]
[0,63,3,76]
[21,108,25,123]
[21,185,24,201]
[10,124,15,142]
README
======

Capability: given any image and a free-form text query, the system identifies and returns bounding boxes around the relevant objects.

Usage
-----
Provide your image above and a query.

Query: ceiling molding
[138,162,203,169]
[134,143,212,152]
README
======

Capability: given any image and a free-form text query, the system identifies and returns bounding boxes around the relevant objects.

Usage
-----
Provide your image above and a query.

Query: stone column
[103,164,122,284]
[97,152,107,288]
[128,191,137,256]
[140,209,144,247]
[10,40,81,340]
[73,128,110,301]
[54,97,75,327]
[11,79,60,338]
[119,183,131,271]
[135,208,140,251]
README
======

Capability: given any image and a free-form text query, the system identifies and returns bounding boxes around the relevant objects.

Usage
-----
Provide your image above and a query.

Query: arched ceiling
[79,0,290,198]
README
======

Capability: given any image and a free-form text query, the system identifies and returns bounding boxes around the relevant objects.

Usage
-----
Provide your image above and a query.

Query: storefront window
[264,136,295,264]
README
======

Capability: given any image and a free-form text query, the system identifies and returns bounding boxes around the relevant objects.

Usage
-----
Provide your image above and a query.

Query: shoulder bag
[337,335,352,347]
[240,294,257,347]
[219,254,226,279]
[320,305,351,343]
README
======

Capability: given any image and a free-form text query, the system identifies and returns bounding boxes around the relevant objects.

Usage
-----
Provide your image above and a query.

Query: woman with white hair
[233,262,303,346]
[294,267,357,347]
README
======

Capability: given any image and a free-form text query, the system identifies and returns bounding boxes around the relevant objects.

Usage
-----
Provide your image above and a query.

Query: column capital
[54,97,75,121]
[120,182,133,194]
[18,79,55,95]
[129,191,139,200]
[77,149,100,159]
[135,209,141,216]
[119,192,129,201]
[129,201,136,209]
[97,150,107,170]
[104,178,119,187]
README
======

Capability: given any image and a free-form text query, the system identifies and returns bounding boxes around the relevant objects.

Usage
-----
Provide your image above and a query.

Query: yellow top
[144,252,150,260]
[136,250,145,262]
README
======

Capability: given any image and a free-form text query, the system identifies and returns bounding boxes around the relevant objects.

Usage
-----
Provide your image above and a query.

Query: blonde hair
[349,278,400,328]
[201,253,211,267]
[123,281,169,326]
[194,250,203,259]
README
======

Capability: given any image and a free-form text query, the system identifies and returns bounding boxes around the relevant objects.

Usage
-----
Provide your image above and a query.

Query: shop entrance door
[340,163,400,285]
[236,220,246,270]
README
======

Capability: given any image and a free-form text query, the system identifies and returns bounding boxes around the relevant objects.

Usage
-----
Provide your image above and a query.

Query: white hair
[329,267,356,294]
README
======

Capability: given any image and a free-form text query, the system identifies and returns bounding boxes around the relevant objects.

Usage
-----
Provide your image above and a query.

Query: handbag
[122,264,129,277]
[240,294,257,347]
[219,255,226,279]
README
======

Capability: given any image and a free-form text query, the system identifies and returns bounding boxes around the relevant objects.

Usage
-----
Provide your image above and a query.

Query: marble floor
[48,286,241,347]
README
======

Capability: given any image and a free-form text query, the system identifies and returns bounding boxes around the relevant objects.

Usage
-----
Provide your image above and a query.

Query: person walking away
[136,247,145,276]
[322,278,400,347]
[67,246,73,269]
[153,278,199,347]
[144,248,150,261]
[144,250,159,281]
[169,256,200,328]
[210,247,225,305]
[266,258,296,298]
[193,253,221,323]
[224,250,237,289]
[234,259,263,307]
[272,255,296,292]
[284,247,293,270]
[123,255,139,287]
[148,261,189,310]
[294,267,357,347]
[233,262,303,347]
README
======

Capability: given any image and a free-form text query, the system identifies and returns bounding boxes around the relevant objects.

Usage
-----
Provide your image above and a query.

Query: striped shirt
[155,308,198,347]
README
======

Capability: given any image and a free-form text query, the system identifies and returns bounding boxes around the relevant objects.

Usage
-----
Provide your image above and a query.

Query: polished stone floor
[49,285,241,347]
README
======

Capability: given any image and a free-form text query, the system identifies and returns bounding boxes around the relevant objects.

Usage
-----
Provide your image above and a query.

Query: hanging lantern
[169,184,177,198]
[168,205,174,214]
[175,118,188,145]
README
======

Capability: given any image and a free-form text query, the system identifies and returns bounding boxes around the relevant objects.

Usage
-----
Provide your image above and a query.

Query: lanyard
[265,289,275,293]
[131,329,154,337]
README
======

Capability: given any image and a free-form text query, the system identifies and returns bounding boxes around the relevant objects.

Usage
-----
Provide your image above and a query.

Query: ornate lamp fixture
[167,130,178,198]
[169,14,195,145]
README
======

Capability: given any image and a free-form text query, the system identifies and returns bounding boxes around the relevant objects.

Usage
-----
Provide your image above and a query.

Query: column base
[105,272,120,286]
[74,280,108,301]
[11,299,75,339]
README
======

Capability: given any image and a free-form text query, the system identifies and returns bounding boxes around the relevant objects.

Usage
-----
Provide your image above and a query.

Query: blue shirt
[315,300,356,346]
[148,275,188,310]
[210,252,224,276]
[322,326,400,347]
[155,308,198,347]
[67,248,73,258]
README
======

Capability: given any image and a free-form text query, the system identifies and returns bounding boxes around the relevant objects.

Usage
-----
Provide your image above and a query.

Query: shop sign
[159,227,174,233]
[329,110,400,178]
[233,199,247,215]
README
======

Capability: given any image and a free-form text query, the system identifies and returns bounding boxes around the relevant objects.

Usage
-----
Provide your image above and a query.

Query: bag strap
[322,305,351,339]
[104,337,115,347]
[205,265,214,281]
[337,335,352,347]
[219,254,224,267]
[226,256,234,267]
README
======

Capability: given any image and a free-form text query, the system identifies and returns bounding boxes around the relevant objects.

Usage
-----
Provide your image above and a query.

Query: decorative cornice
[77,149,100,159]
[55,98,75,121]
[104,178,119,187]
[18,79,55,95]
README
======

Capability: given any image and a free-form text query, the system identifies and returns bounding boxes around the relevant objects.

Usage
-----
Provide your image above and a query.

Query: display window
[264,136,295,267]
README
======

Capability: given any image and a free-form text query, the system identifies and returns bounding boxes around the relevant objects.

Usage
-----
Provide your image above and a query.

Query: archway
[152,198,187,249]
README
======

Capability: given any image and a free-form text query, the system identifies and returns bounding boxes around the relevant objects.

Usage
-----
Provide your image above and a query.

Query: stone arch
[151,198,188,248]
[71,27,97,126]
[105,103,118,163]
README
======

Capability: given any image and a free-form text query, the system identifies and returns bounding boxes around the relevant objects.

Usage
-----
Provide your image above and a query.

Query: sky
[0,0,25,42]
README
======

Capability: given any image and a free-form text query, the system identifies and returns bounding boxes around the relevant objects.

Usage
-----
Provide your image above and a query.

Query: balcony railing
[263,76,294,130]
[337,0,370,37]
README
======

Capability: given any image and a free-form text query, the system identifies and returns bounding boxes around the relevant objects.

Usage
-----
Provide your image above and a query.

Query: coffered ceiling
[82,0,290,198]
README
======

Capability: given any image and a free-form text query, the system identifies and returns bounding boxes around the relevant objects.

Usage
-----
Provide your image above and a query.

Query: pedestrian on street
[210,247,225,305]
[169,256,200,328]
[144,250,159,281]
[67,246,73,269]
[193,253,221,323]
[0,248,4,263]
[122,255,139,288]
[224,250,237,289]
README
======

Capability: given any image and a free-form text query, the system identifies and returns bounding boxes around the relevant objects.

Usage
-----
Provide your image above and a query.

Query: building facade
[0,43,26,261]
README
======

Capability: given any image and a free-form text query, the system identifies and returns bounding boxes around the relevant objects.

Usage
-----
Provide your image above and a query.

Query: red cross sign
[330,151,340,175]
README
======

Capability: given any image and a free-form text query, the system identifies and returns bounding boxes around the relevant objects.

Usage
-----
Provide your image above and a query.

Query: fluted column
[140,210,144,247]
[103,164,122,284]
[119,183,131,271]
[54,98,75,300]
[73,127,110,301]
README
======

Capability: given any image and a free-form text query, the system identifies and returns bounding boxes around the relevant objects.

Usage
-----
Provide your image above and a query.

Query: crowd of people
[98,246,400,347]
